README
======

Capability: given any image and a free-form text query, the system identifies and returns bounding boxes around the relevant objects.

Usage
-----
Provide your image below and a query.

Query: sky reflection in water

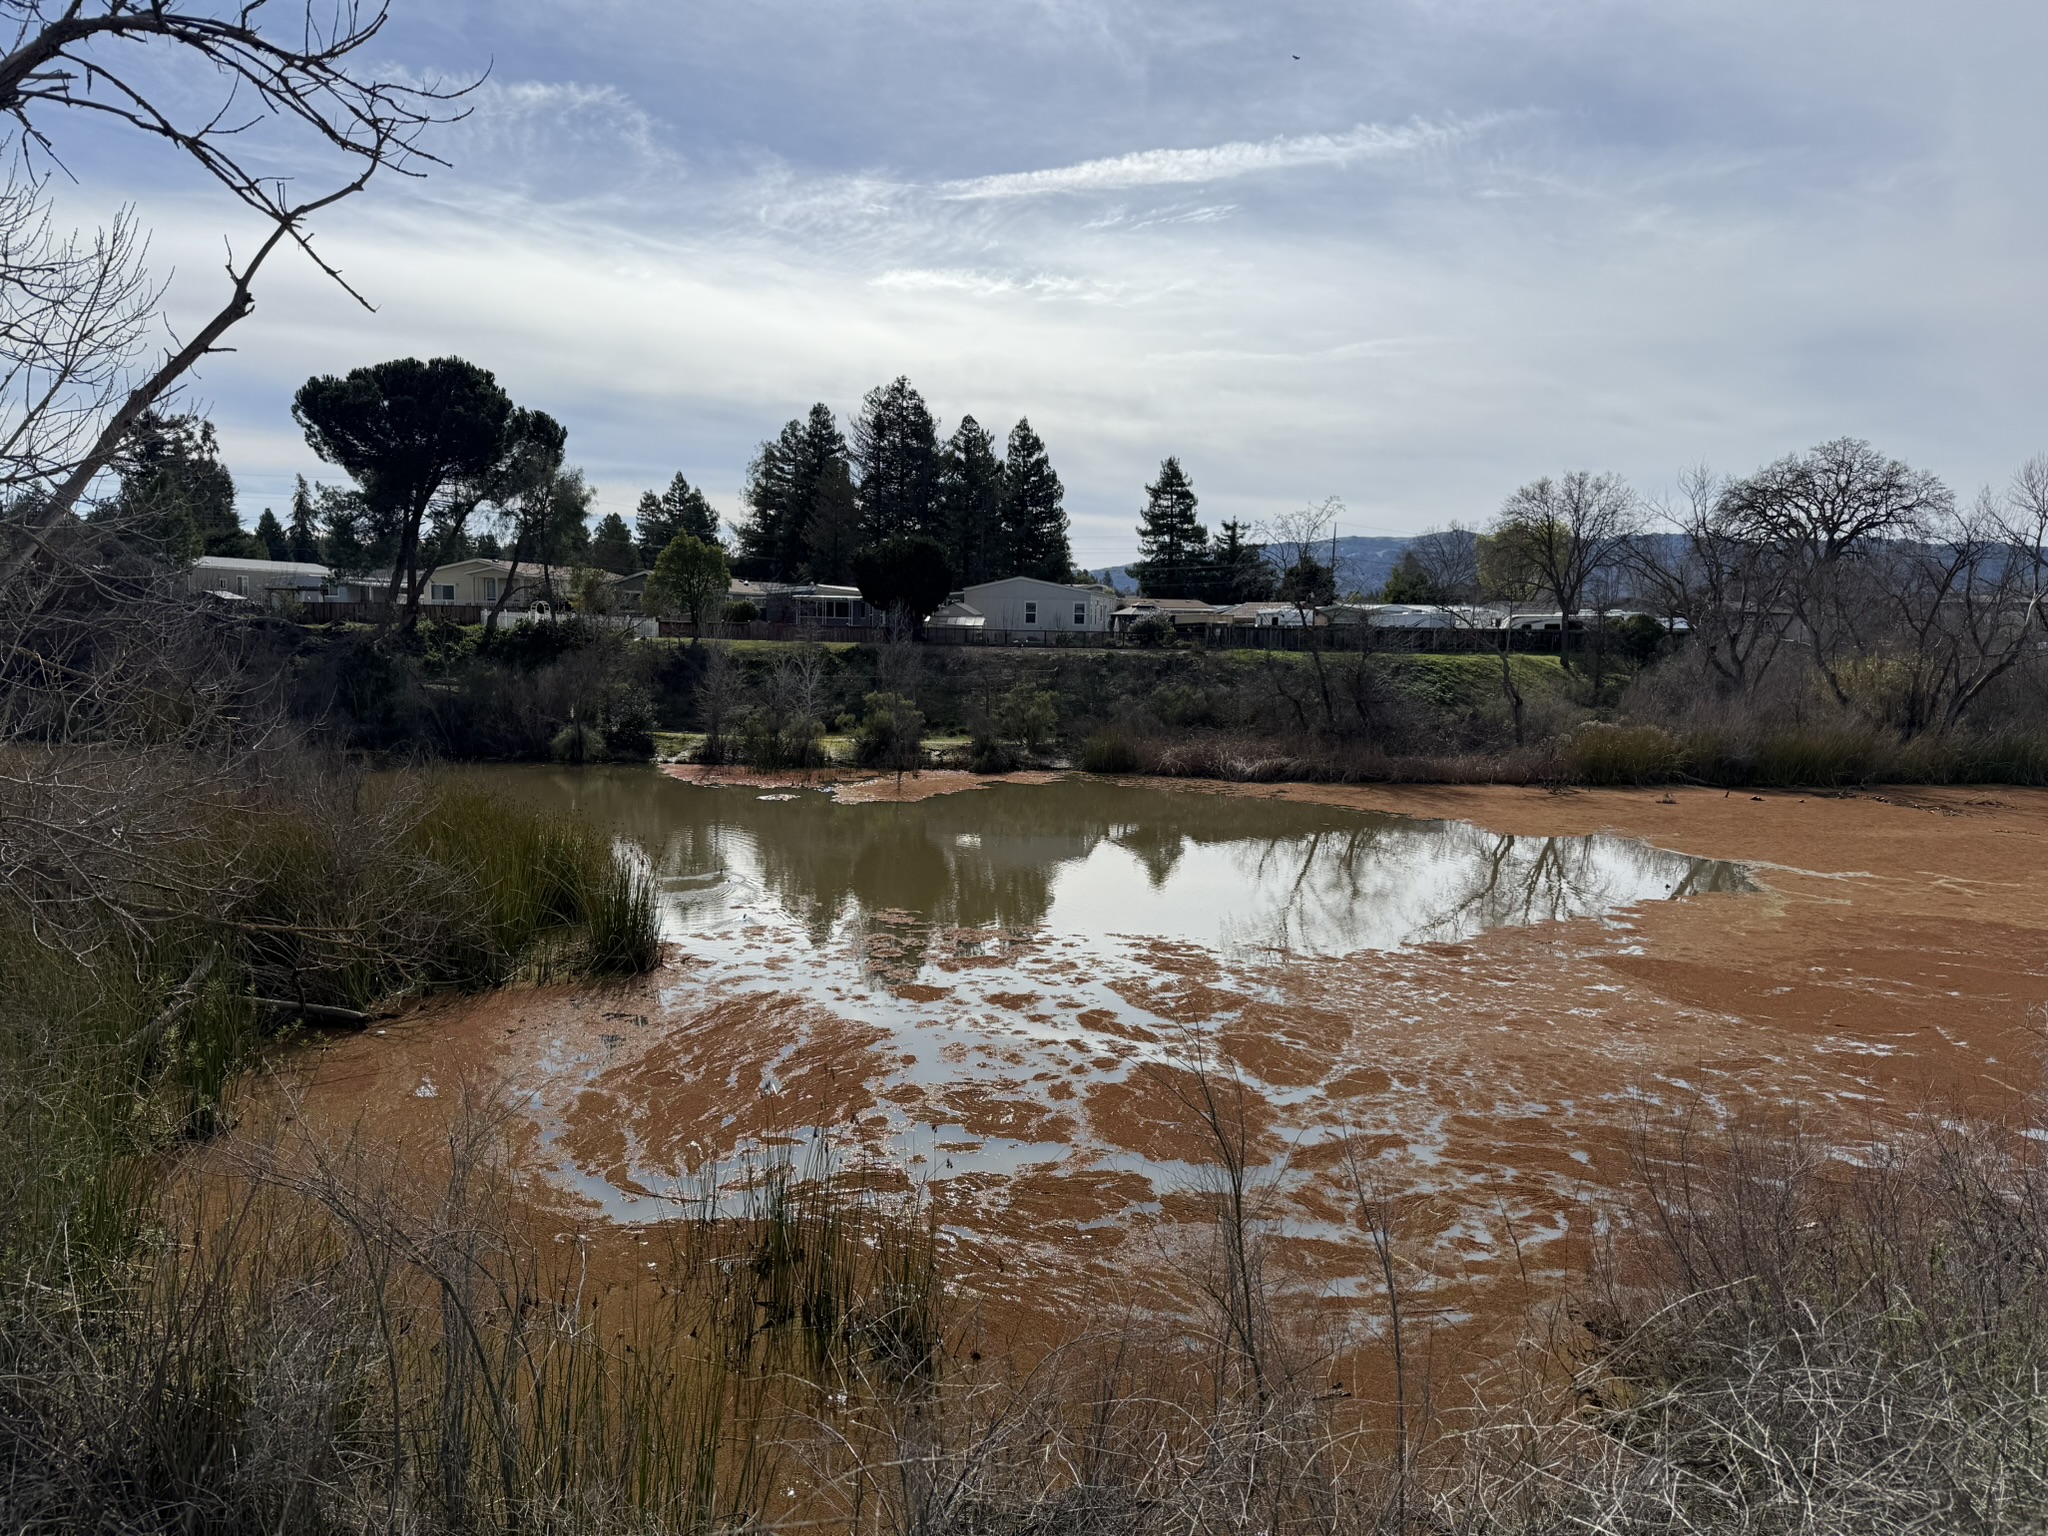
[457,768,1754,1227]
[472,769,1751,970]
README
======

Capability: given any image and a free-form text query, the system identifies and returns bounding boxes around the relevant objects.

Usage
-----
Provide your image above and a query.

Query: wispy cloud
[870,267,1118,301]
[941,118,1485,200]
[75,0,2048,554]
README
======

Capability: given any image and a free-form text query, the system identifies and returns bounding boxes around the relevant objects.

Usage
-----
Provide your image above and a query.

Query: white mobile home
[181,555,330,606]
[960,577,1116,633]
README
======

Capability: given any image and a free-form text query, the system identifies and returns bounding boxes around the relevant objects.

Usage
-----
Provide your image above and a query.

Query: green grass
[0,771,663,1278]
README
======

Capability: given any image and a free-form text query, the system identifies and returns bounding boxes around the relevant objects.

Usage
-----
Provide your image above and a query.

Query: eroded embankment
[278,780,2048,1357]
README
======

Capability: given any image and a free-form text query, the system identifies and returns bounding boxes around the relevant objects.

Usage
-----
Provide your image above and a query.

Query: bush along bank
[0,756,661,1282]
[277,616,2048,789]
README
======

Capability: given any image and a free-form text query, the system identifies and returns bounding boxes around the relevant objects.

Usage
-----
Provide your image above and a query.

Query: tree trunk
[486,529,525,629]
[1498,633,1525,747]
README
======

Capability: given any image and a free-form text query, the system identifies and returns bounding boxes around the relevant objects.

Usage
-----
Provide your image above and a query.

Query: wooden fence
[289,606,1575,656]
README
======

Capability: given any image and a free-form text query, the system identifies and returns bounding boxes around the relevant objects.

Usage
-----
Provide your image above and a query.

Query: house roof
[1116,596,1218,612]
[962,575,1107,597]
[190,556,329,579]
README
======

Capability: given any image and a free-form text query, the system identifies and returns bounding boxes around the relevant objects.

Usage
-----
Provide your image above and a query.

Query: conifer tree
[937,415,1003,586]
[634,472,719,566]
[737,404,846,581]
[1206,519,1274,603]
[804,456,860,583]
[589,511,638,573]
[851,376,940,545]
[998,418,1072,582]
[102,410,249,562]
[1130,456,1208,597]
[287,476,323,562]
[253,508,288,560]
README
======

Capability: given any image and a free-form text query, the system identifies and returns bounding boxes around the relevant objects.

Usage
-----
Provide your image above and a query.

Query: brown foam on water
[279,782,2048,1353]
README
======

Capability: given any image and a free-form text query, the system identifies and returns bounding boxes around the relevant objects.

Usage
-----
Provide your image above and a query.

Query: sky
[35,0,2048,567]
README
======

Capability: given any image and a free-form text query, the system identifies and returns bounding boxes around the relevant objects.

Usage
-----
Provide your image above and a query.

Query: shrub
[855,691,925,772]
[1130,614,1175,648]
[1079,726,1145,774]
[550,718,605,763]
[968,683,1060,770]
[738,708,826,770]
[1151,681,1219,728]
[723,599,759,623]
[1563,723,1685,785]
[1747,723,1888,787]
[997,683,1060,749]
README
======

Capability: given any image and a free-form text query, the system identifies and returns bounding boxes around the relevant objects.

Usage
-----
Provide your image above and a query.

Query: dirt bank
[277,779,2048,1355]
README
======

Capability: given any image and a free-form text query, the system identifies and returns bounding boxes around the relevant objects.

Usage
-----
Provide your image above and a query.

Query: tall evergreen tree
[634,471,719,566]
[805,456,860,584]
[287,476,323,562]
[998,418,1072,582]
[253,508,288,560]
[1129,456,1208,597]
[937,415,1003,586]
[589,511,638,573]
[1204,519,1274,603]
[851,376,939,545]
[737,404,846,581]
[98,410,251,563]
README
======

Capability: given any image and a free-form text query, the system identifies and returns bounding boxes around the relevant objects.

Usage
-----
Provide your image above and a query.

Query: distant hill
[1091,535,1414,598]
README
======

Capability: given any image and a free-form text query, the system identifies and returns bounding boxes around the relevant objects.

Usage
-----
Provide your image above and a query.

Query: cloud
[47,0,2048,561]
[940,118,1486,200]
[869,267,1111,301]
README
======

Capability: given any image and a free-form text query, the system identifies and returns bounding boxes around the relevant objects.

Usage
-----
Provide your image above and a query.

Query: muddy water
[486,766,1751,965]
[416,771,1736,1265]
[292,776,2048,1347]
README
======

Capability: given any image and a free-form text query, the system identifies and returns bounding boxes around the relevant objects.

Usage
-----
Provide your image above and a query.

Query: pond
[469,767,1752,977]
[426,768,1755,1235]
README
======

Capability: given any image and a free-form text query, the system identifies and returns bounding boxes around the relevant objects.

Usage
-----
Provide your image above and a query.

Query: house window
[1073,602,1086,626]
[430,583,455,602]
[1024,601,1038,625]
[482,577,498,601]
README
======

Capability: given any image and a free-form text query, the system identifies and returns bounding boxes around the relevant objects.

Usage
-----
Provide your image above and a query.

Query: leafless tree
[1490,470,1643,670]
[1715,438,1953,708]
[1263,498,1342,731]
[1856,467,2048,736]
[0,1,468,589]
[1405,523,1480,602]
[693,642,743,763]
[1628,465,1798,699]
[1720,436,1949,561]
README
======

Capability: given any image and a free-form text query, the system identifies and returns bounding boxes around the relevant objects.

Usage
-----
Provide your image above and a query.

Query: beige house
[959,576,1117,633]
[1111,596,1223,632]
[407,557,549,607]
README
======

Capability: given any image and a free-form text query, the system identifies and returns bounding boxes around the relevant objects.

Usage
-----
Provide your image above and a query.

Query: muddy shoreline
[280,775,2048,1351]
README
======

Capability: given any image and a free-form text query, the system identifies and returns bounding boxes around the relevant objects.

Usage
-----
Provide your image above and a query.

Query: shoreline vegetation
[14,523,2048,1535]
[5,596,2046,1528]
[3,0,2039,1519]
[285,617,2048,791]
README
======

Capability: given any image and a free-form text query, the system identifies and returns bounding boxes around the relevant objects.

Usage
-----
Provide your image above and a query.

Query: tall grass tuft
[1562,723,1686,785]
[1078,726,1146,774]
[0,759,661,1286]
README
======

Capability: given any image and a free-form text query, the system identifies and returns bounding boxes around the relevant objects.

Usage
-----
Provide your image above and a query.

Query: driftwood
[252,997,373,1030]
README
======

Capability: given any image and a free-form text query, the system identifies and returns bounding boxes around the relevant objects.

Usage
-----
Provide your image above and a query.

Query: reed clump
[0,751,659,1281]
[0,1115,949,1535]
